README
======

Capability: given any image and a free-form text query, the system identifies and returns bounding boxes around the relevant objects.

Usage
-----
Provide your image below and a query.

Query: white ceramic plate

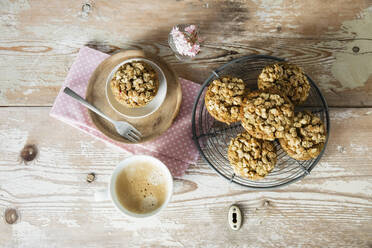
[105,58,167,118]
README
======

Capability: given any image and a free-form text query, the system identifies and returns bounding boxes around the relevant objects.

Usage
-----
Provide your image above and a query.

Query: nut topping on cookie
[258,62,310,105]
[240,91,294,141]
[205,76,247,124]
[279,111,326,160]
[110,61,159,108]
[228,132,277,180]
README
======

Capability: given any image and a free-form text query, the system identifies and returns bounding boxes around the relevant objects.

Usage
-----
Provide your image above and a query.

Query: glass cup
[168,24,201,61]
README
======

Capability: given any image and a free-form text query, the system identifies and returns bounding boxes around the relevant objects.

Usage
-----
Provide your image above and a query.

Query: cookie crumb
[87,173,96,183]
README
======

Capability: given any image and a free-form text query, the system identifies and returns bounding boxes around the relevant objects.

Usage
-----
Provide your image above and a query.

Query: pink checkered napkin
[50,46,201,177]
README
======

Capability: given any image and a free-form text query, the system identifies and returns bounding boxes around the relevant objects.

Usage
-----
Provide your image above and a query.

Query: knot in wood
[263,200,270,207]
[20,144,38,162]
[4,208,19,224]
[82,2,92,16]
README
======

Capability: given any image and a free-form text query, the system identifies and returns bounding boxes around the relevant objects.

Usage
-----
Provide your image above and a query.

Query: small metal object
[229,173,235,183]
[352,46,360,53]
[212,70,220,78]
[86,173,96,183]
[296,161,310,175]
[63,87,142,142]
[228,205,242,231]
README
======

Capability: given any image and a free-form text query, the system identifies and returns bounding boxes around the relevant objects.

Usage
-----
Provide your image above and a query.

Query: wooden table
[1,1,371,247]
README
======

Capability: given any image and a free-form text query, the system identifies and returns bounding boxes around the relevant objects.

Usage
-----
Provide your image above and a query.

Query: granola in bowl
[279,111,326,160]
[228,131,277,180]
[110,61,159,108]
[204,76,247,125]
[240,91,294,141]
[258,62,310,105]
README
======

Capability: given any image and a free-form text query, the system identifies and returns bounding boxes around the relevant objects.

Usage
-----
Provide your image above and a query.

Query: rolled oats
[205,76,247,124]
[240,91,294,141]
[258,62,310,105]
[228,132,277,180]
[279,111,326,160]
[110,61,159,107]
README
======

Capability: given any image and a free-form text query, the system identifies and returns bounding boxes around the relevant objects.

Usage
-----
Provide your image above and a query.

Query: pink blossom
[170,25,200,57]
[185,25,196,34]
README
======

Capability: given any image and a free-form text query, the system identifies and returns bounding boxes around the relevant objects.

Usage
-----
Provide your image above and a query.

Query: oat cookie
[279,111,326,160]
[110,61,159,108]
[258,62,310,105]
[205,76,246,124]
[228,132,277,180]
[240,91,294,141]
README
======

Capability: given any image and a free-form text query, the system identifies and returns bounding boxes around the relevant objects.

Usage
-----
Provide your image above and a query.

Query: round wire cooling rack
[191,55,330,189]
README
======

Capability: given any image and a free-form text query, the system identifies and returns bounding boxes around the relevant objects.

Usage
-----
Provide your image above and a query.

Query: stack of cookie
[205,62,327,180]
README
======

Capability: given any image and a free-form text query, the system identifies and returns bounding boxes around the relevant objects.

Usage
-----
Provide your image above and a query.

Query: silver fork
[63,87,142,142]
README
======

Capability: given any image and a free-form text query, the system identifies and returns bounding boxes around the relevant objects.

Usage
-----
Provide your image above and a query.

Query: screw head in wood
[352,46,360,53]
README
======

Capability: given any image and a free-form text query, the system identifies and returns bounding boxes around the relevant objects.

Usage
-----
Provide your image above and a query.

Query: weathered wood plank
[0,107,371,247]
[0,0,372,107]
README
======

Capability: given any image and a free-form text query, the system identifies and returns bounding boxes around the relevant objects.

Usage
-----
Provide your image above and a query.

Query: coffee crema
[115,162,168,214]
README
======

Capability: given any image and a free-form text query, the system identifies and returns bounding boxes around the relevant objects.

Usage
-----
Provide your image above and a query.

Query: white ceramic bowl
[109,155,173,218]
[105,58,167,118]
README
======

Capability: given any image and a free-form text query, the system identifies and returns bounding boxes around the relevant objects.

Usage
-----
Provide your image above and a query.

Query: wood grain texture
[0,0,372,107]
[0,107,371,247]
[1,1,372,247]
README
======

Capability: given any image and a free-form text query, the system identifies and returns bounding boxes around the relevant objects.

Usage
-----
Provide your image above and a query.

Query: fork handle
[63,87,114,124]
